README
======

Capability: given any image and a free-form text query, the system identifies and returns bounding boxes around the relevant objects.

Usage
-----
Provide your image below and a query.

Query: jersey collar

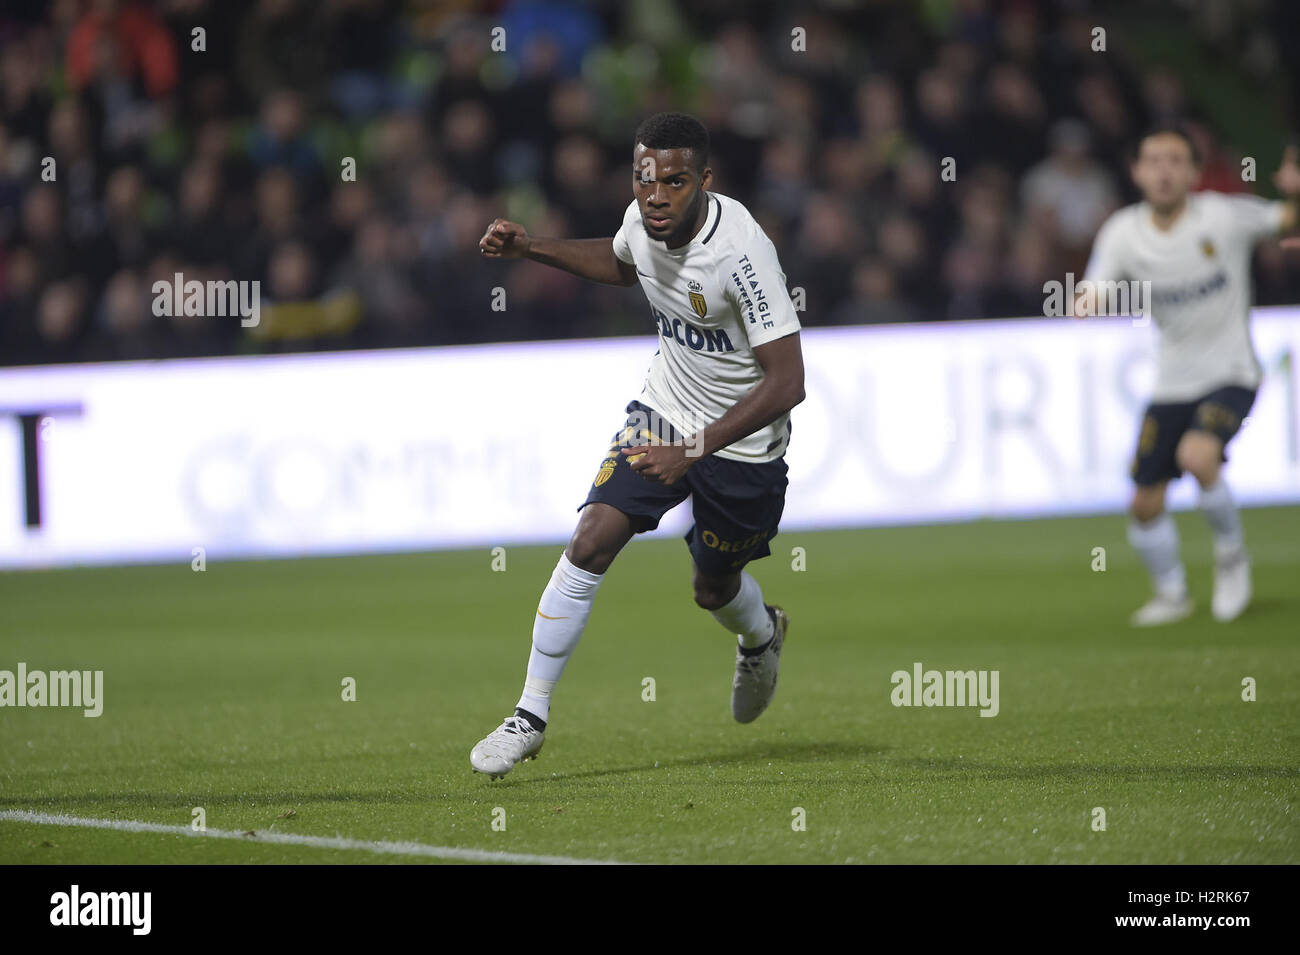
[1139,194,1198,238]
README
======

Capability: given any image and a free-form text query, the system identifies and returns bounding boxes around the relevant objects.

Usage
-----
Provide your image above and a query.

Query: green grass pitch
[2,507,1297,864]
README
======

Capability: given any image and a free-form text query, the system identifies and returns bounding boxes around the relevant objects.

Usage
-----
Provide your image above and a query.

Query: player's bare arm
[478,219,638,286]
[623,331,805,485]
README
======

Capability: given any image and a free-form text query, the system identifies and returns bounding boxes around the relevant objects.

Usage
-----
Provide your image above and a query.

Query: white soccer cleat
[1130,593,1194,627]
[731,605,789,724]
[470,715,544,779]
[1212,547,1252,622]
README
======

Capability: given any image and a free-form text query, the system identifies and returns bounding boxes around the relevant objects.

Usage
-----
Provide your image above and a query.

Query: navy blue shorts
[578,401,788,576]
[1131,385,1256,486]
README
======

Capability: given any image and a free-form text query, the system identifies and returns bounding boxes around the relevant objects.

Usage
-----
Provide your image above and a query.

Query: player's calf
[1127,480,1190,624]
[1178,433,1252,622]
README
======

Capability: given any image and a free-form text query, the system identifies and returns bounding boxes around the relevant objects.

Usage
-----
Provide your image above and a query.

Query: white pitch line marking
[0,810,628,865]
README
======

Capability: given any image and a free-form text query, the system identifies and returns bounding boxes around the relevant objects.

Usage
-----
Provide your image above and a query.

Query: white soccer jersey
[612,192,802,462]
[1084,191,1284,402]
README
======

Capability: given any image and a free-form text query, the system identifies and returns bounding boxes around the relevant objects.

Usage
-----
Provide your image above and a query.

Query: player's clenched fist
[479,218,531,258]
[1273,145,1300,197]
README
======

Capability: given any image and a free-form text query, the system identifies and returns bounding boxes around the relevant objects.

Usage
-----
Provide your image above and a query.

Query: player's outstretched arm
[1275,145,1300,243]
[478,218,638,286]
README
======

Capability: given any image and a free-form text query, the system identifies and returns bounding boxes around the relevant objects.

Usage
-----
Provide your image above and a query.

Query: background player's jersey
[613,192,802,463]
[1084,191,1283,402]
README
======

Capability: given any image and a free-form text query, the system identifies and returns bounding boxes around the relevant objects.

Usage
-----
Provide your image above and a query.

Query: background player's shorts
[1131,384,1256,486]
[579,400,788,576]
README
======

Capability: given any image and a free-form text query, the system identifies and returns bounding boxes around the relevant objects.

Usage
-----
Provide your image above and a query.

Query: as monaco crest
[687,279,707,318]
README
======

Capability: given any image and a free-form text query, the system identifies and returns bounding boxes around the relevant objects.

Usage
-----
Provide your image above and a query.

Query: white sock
[710,571,775,649]
[1199,479,1244,555]
[1127,513,1187,599]
[515,553,604,723]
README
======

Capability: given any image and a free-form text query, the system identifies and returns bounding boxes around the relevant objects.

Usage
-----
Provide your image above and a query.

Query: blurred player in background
[1079,127,1300,626]
[469,113,805,778]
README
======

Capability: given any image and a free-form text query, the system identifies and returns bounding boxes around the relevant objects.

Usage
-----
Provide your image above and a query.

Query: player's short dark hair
[1136,122,1201,164]
[634,112,710,172]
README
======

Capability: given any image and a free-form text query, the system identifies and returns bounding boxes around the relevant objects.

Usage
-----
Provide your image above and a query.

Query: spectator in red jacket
[66,0,178,99]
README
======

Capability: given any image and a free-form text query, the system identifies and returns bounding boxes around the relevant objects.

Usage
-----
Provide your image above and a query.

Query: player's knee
[1176,436,1220,486]
[1129,488,1164,523]
[565,536,614,575]
[565,504,634,574]
[692,576,736,611]
[692,586,729,611]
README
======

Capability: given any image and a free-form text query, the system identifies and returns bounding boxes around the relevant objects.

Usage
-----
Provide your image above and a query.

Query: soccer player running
[470,113,805,777]
[1078,126,1300,626]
